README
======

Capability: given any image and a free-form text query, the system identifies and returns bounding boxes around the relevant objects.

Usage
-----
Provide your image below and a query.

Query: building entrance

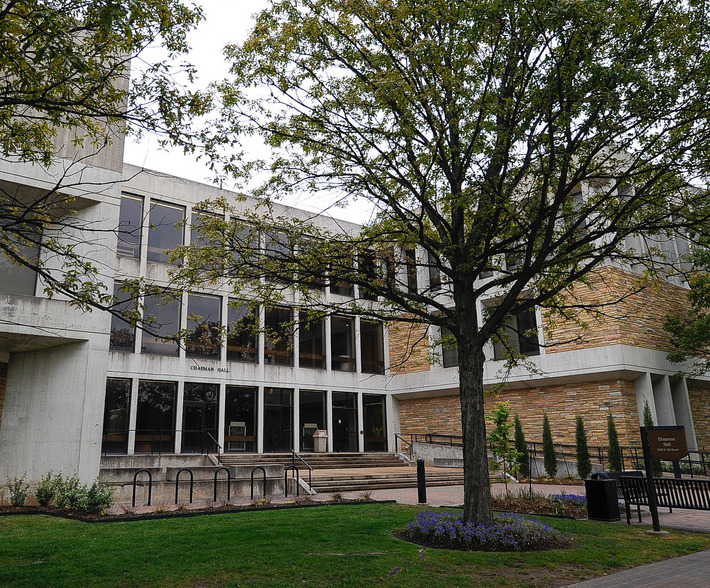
[182,383,219,453]
[332,391,358,452]
[264,388,293,452]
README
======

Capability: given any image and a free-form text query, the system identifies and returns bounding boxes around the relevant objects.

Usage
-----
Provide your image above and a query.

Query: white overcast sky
[125,0,374,223]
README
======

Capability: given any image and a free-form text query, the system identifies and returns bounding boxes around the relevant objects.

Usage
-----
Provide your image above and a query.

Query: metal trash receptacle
[585,472,621,521]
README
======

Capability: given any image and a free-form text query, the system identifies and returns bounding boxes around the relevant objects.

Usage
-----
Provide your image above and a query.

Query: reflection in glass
[182,382,219,453]
[110,282,135,352]
[142,293,180,356]
[364,394,387,451]
[102,378,131,454]
[331,315,355,372]
[225,386,257,452]
[360,320,384,374]
[264,307,293,366]
[299,311,325,369]
[135,380,176,454]
[117,194,143,258]
[227,303,257,362]
[332,391,358,452]
[264,388,293,452]
[147,201,184,263]
[299,390,326,451]
[186,293,221,359]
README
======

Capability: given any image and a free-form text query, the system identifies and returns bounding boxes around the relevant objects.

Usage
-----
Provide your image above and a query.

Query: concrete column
[385,393,397,452]
[174,380,185,453]
[326,389,333,452]
[671,377,698,450]
[653,375,675,425]
[634,372,656,424]
[127,378,139,455]
[217,382,226,452]
[257,386,264,453]
[357,390,364,452]
[293,387,300,451]
[354,316,362,373]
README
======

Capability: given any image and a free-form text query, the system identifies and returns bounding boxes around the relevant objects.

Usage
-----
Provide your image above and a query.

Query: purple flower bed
[549,493,587,506]
[402,511,564,552]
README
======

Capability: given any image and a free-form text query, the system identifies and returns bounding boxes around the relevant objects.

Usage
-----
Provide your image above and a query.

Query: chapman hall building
[1,128,709,492]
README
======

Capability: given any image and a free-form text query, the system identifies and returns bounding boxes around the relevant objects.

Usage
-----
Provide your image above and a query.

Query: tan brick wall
[388,321,430,374]
[398,379,642,447]
[544,267,689,354]
[688,386,710,452]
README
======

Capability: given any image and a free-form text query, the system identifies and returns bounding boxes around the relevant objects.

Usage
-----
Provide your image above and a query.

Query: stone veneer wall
[544,266,689,354]
[388,321,430,374]
[398,379,641,447]
[688,386,710,452]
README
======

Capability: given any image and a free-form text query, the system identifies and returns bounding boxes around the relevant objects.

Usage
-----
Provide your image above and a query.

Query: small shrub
[575,416,592,480]
[402,511,564,551]
[35,471,58,507]
[607,414,623,472]
[515,487,544,502]
[488,401,521,498]
[513,415,530,478]
[52,474,113,513]
[358,490,373,501]
[5,473,30,507]
[330,492,344,502]
[153,505,167,514]
[542,413,557,478]
[251,497,271,507]
[549,492,587,516]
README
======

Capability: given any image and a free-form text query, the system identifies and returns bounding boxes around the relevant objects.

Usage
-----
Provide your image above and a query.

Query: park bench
[618,476,710,524]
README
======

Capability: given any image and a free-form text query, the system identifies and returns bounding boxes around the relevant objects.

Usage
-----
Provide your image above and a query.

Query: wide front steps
[309,468,465,493]
[217,452,407,470]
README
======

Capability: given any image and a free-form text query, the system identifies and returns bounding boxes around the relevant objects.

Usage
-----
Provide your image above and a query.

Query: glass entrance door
[332,391,358,452]
[182,383,218,453]
[363,394,387,452]
[263,388,293,452]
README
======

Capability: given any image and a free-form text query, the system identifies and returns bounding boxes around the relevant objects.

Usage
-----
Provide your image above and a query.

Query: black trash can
[585,472,621,522]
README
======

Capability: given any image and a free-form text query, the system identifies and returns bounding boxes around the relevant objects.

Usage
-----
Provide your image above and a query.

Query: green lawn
[1,503,709,587]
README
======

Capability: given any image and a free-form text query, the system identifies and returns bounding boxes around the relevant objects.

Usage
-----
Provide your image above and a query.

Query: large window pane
[147,201,184,263]
[299,311,325,369]
[441,325,459,368]
[492,309,540,359]
[405,249,418,294]
[102,378,131,454]
[0,227,40,295]
[227,303,257,362]
[358,251,378,300]
[225,386,257,452]
[331,315,355,372]
[135,380,176,454]
[142,293,180,356]
[332,391,358,452]
[117,194,143,258]
[364,394,387,452]
[182,382,219,453]
[264,387,293,452]
[299,390,326,451]
[110,283,135,352]
[186,294,221,359]
[360,320,384,374]
[264,307,293,366]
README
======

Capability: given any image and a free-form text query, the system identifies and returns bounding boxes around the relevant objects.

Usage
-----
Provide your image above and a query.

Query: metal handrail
[174,468,194,504]
[206,431,222,456]
[394,433,413,461]
[213,467,231,502]
[284,465,300,497]
[132,469,152,507]
[291,450,312,487]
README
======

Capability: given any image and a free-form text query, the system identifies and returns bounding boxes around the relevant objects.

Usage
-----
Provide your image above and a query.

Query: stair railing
[291,450,312,487]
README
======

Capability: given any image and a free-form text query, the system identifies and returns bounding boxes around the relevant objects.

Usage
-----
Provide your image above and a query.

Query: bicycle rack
[213,467,231,502]
[284,465,300,498]
[174,468,194,504]
[251,466,266,500]
[132,469,153,507]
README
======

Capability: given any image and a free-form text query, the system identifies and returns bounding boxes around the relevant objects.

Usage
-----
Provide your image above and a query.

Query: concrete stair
[217,452,407,470]
[309,469,465,493]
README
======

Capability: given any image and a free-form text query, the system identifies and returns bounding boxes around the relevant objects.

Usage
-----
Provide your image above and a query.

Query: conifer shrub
[542,413,557,478]
[575,416,592,480]
[607,414,623,472]
[514,414,530,478]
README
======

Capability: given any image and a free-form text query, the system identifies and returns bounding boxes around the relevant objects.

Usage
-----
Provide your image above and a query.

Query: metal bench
[618,476,710,524]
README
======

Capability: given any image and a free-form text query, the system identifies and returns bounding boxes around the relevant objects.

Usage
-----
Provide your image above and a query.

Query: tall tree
[0,0,206,312]
[575,415,592,480]
[542,413,557,478]
[186,0,710,523]
[514,414,529,479]
[607,414,623,472]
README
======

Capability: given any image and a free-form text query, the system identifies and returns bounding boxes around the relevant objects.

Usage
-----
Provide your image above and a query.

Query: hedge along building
[0,144,708,486]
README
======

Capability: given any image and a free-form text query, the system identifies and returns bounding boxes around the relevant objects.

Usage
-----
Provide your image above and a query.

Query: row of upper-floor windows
[110,285,386,374]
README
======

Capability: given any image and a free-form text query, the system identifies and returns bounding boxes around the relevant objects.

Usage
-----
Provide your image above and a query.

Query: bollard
[417,458,427,504]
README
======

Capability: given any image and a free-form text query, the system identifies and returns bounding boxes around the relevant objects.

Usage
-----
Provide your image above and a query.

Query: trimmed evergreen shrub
[542,413,557,478]
[607,414,623,472]
[575,416,592,480]
[514,414,530,478]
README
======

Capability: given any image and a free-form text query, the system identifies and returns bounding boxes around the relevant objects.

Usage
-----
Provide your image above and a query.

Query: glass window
[102,378,131,454]
[135,380,177,454]
[117,194,143,258]
[263,387,293,452]
[332,391,358,452]
[147,201,184,264]
[299,390,326,451]
[225,386,257,453]
[405,249,418,293]
[186,294,221,359]
[229,219,259,268]
[360,320,384,374]
[299,311,325,369]
[264,307,294,365]
[331,315,355,372]
[359,251,378,300]
[440,325,458,367]
[427,250,441,291]
[0,225,40,295]
[493,309,540,359]
[110,283,136,352]
[227,303,257,363]
[182,382,219,453]
[141,293,181,356]
[364,394,387,452]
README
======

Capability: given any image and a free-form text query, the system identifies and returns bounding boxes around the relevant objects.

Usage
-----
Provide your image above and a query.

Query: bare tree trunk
[458,339,493,525]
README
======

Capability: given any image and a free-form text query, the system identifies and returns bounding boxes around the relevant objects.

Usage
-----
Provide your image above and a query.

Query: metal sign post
[639,426,662,532]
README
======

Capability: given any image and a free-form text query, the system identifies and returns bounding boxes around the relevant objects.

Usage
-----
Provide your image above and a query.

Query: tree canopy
[182,0,710,523]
